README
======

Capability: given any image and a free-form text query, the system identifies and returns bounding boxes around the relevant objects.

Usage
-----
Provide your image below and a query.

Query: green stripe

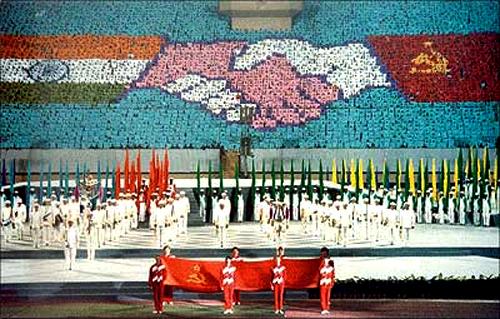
[0,83,125,105]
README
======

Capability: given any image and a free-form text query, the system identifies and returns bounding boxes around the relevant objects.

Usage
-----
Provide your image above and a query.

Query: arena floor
[1,222,499,284]
[1,299,499,318]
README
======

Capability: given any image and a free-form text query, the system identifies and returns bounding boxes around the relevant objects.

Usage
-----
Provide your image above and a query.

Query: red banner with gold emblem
[368,33,500,102]
[161,257,322,292]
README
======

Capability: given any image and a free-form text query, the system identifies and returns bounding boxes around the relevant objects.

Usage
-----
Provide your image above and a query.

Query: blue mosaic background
[0,0,498,149]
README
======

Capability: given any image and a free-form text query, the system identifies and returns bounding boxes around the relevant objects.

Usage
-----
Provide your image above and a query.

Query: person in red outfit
[319,258,335,315]
[160,245,175,306]
[221,256,236,315]
[231,247,243,305]
[148,256,166,314]
[271,255,286,315]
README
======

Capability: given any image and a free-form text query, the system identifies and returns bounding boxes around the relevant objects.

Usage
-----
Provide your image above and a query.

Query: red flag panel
[161,257,321,293]
[368,33,500,102]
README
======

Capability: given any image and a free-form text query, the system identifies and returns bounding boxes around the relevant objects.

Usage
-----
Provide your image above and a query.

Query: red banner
[368,33,500,102]
[161,257,321,293]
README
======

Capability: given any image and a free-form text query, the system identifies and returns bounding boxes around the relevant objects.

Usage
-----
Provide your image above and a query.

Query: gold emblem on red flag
[410,41,450,75]
[186,264,208,285]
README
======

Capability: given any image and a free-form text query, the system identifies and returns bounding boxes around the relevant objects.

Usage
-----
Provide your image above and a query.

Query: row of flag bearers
[148,246,336,316]
[197,181,499,228]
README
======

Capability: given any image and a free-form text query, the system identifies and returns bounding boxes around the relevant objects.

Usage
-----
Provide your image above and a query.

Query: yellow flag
[443,160,448,196]
[350,159,356,189]
[409,159,415,195]
[432,159,437,200]
[494,157,498,190]
[370,159,377,191]
[331,159,338,184]
[420,158,426,193]
[477,158,481,181]
[358,159,364,190]
[454,158,459,196]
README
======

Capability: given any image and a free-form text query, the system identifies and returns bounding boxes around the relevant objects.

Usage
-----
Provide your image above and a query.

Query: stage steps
[183,188,205,227]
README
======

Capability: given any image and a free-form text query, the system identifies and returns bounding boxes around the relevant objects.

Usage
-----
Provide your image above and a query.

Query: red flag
[368,33,500,102]
[164,149,170,189]
[156,154,161,189]
[130,160,136,194]
[161,257,322,293]
[124,149,129,192]
[115,163,121,199]
[136,150,141,192]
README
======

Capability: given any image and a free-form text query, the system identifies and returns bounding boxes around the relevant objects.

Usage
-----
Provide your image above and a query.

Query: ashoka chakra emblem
[28,60,69,83]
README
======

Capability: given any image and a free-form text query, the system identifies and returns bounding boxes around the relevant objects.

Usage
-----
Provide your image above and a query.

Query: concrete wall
[1,148,496,173]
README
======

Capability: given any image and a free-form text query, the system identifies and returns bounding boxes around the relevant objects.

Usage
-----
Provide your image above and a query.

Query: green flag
[417,159,423,194]
[261,160,266,198]
[39,161,44,201]
[271,160,276,200]
[83,162,87,183]
[9,160,15,202]
[367,159,373,195]
[97,160,101,189]
[307,160,313,199]
[383,160,389,190]
[404,159,410,201]
[290,160,295,208]
[219,161,224,193]
[279,160,285,201]
[196,160,201,200]
[395,159,401,195]
[59,159,63,199]
[250,159,256,220]
[319,159,324,200]
[300,159,306,199]
[75,162,80,191]
[355,159,360,197]
[47,161,52,196]
[208,160,213,195]
[340,159,346,198]
[104,161,109,197]
[65,160,69,195]
[457,148,464,189]
[424,160,429,194]
[234,161,239,220]
[27,160,31,208]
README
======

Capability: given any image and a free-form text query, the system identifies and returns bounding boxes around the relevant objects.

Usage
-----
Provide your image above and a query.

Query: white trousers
[218,225,227,247]
[42,225,52,245]
[64,247,77,270]
[32,227,41,248]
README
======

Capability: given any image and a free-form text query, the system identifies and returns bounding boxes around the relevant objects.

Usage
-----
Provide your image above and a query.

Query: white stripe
[0,59,149,84]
